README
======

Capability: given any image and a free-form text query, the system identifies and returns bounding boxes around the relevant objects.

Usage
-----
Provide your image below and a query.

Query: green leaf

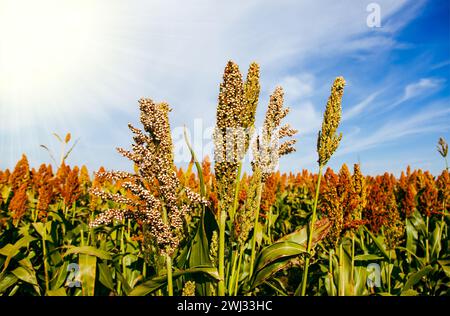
[400,289,419,296]
[363,226,389,260]
[47,287,67,296]
[251,241,306,289]
[251,219,331,289]
[354,254,384,261]
[52,132,63,143]
[409,209,426,235]
[79,254,96,296]
[0,245,17,258]
[115,270,132,295]
[63,138,79,161]
[51,261,69,290]
[98,261,115,291]
[189,216,212,268]
[0,235,36,258]
[183,126,205,197]
[0,274,18,294]
[437,259,450,278]
[129,266,219,296]
[279,217,331,247]
[402,265,434,292]
[405,217,418,256]
[430,225,442,260]
[32,222,53,242]
[252,258,296,289]
[12,266,40,295]
[188,211,212,296]
[64,246,111,260]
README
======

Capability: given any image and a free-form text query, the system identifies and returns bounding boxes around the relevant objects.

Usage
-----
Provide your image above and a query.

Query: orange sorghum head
[9,154,30,192]
[320,167,343,247]
[417,171,440,217]
[9,182,28,225]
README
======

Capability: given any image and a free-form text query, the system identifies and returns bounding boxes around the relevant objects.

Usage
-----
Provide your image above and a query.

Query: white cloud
[403,78,442,100]
[278,74,315,100]
[339,102,450,155]
[390,78,444,108]
[343,91,381,121]
[289,101,323,136]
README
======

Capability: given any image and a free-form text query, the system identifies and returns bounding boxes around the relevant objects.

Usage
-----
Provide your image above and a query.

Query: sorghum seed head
[317,77,345,167]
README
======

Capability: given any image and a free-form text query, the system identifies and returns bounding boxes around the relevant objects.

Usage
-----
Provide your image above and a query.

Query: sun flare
[0,0,110,125]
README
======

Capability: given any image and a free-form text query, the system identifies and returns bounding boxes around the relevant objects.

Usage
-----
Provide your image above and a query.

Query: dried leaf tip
[437,137,448,158]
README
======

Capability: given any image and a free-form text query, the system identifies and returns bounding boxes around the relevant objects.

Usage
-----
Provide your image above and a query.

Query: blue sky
[0,0,449,176]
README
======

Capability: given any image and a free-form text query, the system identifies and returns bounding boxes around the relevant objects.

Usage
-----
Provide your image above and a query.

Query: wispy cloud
[389,78,444,109]
[278,74,315,100]
[343,91,381,121]
[339,101,450,155]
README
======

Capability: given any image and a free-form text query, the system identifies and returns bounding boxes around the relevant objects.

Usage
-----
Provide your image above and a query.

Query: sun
[0,0,110,127]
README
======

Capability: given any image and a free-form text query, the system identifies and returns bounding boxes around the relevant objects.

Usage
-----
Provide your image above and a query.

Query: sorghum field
[0,62,448,296]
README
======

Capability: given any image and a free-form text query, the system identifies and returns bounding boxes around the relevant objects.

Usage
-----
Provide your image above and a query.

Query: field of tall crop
[0,61,448,296]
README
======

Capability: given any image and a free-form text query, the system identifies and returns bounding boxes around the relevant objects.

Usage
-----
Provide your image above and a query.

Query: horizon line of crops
[0,60,448,296]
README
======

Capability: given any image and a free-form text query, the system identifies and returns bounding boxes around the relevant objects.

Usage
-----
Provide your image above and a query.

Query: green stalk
[338,242,344,296]
[267,206,273,244]
[143,261,147,279]
[227,163,244,295]
[42,227,49,294]
[329,249,336,296]
[228,247,239,295]
[166,254,173,296]
[298,165,323,296]
[426,216,430,264]
[387,251,391,295]
[248,180,263,279]
[351,234,355,286]
[230,163,243,222]
[233,247,244,295]
[121,219,126,290]
[218,203,227,296]
[80,229,85,246]
[162,206,173,296]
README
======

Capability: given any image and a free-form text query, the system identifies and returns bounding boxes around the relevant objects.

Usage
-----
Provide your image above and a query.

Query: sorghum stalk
[162,206,174,296]
[299,165,323,296]
[248,181,263,279]
[231,163,243,222]
[351,234,355,286]
[426,216,430,264]
[218,204,226,296]
[329,249,336,296]
[299,77,345,296]
[214,61,260,295]
[338,242,344,296]
[388,251,392,294]
[228,246,240,294]
[233,247,244,295]
[166,254,174,296]
[43,227,49,293]
[249,86,297,279]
